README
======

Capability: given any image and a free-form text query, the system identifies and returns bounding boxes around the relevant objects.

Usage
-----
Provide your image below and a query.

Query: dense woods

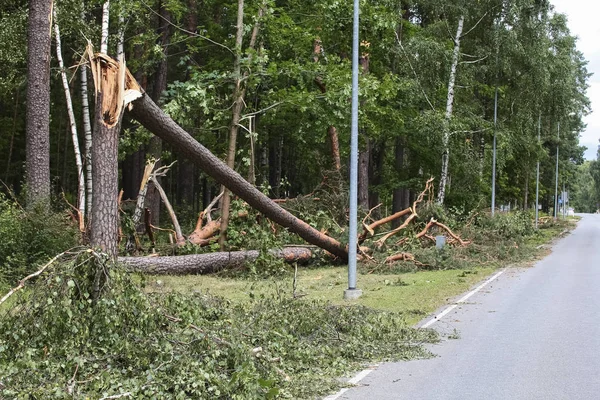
[0,0,592,226]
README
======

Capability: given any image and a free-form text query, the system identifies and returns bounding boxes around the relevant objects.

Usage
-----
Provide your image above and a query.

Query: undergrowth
[0,250,437,399]
[0,194,78,285]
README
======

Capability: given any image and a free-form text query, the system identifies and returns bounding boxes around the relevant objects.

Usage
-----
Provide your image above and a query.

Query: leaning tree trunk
[128,93,348,260]
[54,10,86,230]
[25,0,53,208]
[437,15,464,205]
[119,247,314,275]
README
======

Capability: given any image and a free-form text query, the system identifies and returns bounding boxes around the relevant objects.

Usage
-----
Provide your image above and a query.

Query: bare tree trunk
[128,93,348,260]
[146,1,172,227]
[25,0,53,208]
[358,139,369,209]
[524,170,529,210]
[219,1,264,247]
[119,247,314,275]
[4,90,19,183]
[54,10,86,229]
[150,176,186,245]
[357,52,370,209]
[328,126,341,172]
[100,1,110,54]
[437,15,464,205]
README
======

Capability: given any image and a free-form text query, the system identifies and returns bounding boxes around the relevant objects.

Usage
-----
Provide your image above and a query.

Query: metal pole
[344,0,361,300]
[491,86,498,216]
[535,114,540,229]
[563,183,566,219]
[554,122,559,219]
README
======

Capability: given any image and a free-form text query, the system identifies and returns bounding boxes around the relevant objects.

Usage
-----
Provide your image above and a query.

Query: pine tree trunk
[437,15,464,205]
[128,93,348,260]
[54,10,86,229]
[25,0,53,208]
[119,247,314,275]
[358,138,370,209]
[87,53,134,258]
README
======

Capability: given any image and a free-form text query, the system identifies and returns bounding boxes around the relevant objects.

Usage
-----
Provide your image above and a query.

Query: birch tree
[437,15,464,205]
[53,8,85,229]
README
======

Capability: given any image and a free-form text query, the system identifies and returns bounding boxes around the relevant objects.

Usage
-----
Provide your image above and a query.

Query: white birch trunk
[54,9,86,229]
[437,15,464,205]
[117,14,124,60]
[81,12,93,220]
[100,1,110,54]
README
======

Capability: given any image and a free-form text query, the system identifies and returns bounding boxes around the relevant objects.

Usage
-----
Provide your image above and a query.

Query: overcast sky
[551,0,599,160]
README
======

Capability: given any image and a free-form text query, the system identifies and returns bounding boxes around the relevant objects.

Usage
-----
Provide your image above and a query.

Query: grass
[147,266,496,325]
[147,217,578,326]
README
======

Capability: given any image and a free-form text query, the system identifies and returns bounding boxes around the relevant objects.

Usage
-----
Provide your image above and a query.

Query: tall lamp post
[344,0,362,300]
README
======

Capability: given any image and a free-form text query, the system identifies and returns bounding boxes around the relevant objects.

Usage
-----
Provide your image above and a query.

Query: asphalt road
[336,214,600,400]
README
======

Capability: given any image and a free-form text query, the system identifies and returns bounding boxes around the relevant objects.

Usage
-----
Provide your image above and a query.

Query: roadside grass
[147,266,496,325]
[147,216,576,326]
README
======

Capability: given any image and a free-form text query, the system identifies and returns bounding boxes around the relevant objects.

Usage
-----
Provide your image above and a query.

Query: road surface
[334,214,600,400]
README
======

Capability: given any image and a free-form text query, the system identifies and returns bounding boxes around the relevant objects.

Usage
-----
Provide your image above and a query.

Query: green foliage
[468,211,534,241]
[0,195,78,285]
[0,252,437,399]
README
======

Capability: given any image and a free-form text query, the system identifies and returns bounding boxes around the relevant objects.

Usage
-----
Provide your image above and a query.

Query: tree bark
[54,10,86,230]
[100,1,110,54]
[357,52,370,209]
[219,0,248,248]
[4,90,19,183]
[358,138,370,209]
[25,0,53,208]
[88,53,139,258]
[128,93,348,260]
[119,247,314,275]
[437,15,464,205]
[392,137,407,229]
[91,95,122,257]
[146,1,173,227]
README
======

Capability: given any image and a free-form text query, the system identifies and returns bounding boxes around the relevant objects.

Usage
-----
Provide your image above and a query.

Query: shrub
[0,195,78,284]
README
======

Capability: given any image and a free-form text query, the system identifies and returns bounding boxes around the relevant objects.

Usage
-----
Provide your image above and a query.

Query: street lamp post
[344,0,362,300]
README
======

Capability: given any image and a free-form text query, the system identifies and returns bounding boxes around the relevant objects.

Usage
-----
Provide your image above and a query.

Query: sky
[551,0,600,160]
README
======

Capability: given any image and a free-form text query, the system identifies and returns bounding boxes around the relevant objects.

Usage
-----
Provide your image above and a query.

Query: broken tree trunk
[149,175,186,246]
[128,94,348,259]
[119,247,314,275]
[88,50,141,258]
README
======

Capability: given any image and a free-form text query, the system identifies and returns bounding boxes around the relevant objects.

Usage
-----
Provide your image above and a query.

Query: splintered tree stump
[119,247,314,275]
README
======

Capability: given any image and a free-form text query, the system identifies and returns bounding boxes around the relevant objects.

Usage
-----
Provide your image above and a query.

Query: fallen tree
[127,90,348,260]
[119,247,314,275]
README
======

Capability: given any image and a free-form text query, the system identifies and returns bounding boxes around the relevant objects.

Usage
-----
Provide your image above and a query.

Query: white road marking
[420,269,506,329]
[322,367,376,400]
[322,269,506,399]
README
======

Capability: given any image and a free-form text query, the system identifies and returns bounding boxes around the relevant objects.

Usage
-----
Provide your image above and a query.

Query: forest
[0,0,598,398]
